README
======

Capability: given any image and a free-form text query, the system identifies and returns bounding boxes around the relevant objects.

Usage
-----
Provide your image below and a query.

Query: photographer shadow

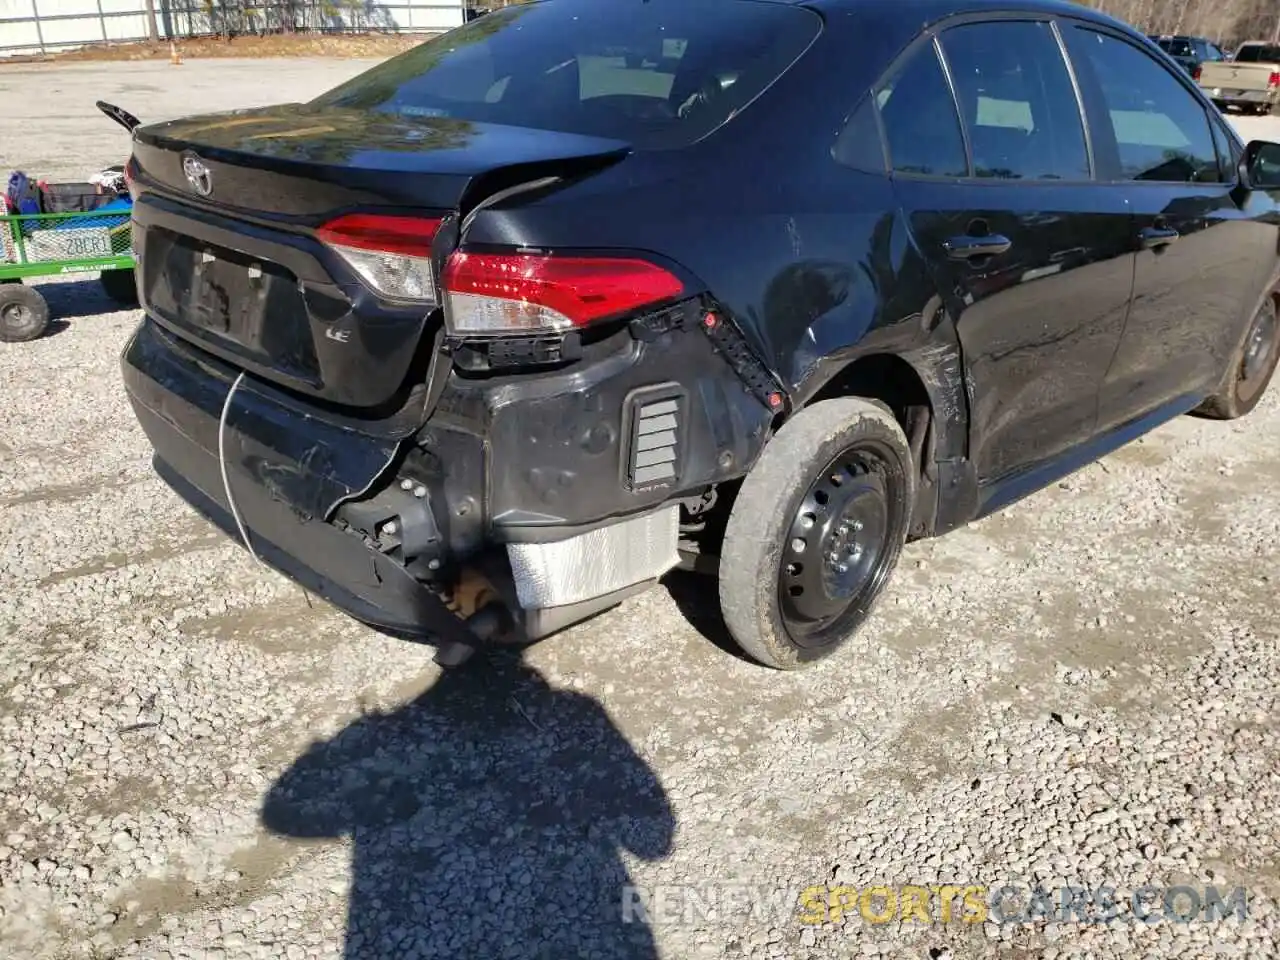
[260,649,674,959]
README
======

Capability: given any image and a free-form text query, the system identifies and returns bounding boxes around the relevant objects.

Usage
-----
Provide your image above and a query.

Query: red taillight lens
[440,252,684,336]
[1192,65,1202,81]
[316,214,442,302]
[1269,70,1280,88]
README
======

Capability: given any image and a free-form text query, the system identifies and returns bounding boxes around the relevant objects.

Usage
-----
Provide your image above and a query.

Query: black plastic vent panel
[623,385,687,493]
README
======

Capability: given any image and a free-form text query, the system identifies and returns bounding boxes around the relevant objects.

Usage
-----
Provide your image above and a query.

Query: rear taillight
[316,213,442,302]
[1270,70,1280,88]
[1192,65,1202,81]
[440,252,684,337]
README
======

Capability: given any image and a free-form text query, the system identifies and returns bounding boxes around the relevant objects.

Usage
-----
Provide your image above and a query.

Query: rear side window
[874,41,969,178]
[939,20,1090,180]
[1235,44,1280,63]
[1066,28,1221,183]
[310,0,820,151]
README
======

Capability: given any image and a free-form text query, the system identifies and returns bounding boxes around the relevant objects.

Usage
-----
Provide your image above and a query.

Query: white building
[0,0,466,57]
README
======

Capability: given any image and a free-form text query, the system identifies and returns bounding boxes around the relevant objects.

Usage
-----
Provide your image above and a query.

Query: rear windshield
[1235,44,1280,63]
[311,0,821,150]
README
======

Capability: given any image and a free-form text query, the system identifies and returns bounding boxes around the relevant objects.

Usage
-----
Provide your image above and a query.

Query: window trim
[930,34,975,179]
[1059,20,1238,188]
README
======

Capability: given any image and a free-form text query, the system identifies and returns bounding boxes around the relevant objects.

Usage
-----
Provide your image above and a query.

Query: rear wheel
[99,268,138,306]
[0,284,50,343]
[718,397,915,670]
[1196,296,1280,419]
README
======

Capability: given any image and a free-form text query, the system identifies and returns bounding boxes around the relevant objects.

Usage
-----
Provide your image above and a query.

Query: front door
[1063,24,1275,430]
[879,19,1136,488]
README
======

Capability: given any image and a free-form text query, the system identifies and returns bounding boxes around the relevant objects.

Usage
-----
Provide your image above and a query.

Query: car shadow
[260,648,675,959]
[662,570,758,666]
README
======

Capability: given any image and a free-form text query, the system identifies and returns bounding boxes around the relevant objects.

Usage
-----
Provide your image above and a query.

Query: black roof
[783,0,1131,31]
[795,0,1106,14]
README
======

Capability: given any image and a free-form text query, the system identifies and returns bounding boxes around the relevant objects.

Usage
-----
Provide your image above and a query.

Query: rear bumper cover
[1207,88,1276,106]
[121,309,776,642]
[122,319,479,642]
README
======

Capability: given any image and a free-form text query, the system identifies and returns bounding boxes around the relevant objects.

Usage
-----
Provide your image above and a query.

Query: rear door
[882,18,1135,488]
[1062,24,1273,430]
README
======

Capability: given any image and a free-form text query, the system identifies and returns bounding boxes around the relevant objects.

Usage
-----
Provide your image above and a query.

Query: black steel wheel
[719,396,915,670]
[1196,296,1280,419]
[0,284,50,343]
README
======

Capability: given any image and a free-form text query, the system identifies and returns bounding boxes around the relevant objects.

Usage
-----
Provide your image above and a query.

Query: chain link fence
[0,0,466,56]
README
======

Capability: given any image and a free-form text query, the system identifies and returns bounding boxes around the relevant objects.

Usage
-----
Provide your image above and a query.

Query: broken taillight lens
[316,213,442,302]
[440,251,685,336]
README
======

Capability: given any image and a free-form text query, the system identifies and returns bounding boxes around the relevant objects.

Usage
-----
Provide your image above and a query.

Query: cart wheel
[99,268,139,306]
[0,284,51,343]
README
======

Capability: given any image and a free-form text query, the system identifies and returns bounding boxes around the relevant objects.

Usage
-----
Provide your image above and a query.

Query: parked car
[119,0,1280,671]
[1147,34,1230,78]
[1199,40,1280,114]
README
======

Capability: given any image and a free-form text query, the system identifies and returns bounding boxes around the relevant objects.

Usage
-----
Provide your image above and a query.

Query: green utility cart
[1,100,141,343]
[0,207,137,341]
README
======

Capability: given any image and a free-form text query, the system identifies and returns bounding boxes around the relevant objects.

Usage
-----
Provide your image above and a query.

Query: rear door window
[938,20,1091,181]
[1234,44,1280,63]
[310,0,820,151]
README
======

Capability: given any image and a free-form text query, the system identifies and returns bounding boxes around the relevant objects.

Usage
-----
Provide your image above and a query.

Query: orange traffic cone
[169,41,182,65]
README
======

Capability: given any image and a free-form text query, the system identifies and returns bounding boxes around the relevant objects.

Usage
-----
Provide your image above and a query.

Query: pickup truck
[1199,41,1280,115]
[1148,34,1229,78]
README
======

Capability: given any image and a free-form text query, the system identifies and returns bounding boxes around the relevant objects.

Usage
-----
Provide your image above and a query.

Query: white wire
[218,371,265,568]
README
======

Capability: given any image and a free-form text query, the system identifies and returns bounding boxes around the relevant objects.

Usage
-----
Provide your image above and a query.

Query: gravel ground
[2,60,1279,960]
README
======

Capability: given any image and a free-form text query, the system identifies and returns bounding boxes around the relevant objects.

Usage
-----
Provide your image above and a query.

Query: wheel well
[677,354,939,568]
[806,353,933,464]
[804,353,937,539]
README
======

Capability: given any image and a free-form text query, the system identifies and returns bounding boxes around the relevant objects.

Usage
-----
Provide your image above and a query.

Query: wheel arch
[787,338,972,539]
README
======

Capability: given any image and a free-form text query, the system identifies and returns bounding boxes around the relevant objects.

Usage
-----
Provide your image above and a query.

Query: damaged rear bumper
[121,313,773,645]
[121,319,485,644]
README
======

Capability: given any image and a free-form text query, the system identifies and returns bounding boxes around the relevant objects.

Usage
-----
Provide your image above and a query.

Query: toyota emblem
[182,154,212,197]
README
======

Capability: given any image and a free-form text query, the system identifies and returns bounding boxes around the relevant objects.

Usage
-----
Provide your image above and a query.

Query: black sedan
[119,0,1280,671]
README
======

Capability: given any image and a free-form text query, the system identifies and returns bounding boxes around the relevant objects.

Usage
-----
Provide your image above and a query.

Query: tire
[1196,295,1280,420]
[718,397,916,670]
[0,284,50,343]
[99,268,139,306]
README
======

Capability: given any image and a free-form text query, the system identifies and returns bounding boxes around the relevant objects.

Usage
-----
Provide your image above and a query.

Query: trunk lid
[132,104,631,219]
[129,104,631,412]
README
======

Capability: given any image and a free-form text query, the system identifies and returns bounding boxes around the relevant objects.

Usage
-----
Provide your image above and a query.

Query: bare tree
[1079,0,1280,48]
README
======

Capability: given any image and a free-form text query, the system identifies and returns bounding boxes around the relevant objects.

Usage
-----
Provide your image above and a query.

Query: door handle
[943,234,1013,261]
[1139,226,1180,249]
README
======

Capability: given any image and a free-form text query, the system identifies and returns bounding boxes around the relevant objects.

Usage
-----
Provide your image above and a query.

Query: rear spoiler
[97,100,141,134]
